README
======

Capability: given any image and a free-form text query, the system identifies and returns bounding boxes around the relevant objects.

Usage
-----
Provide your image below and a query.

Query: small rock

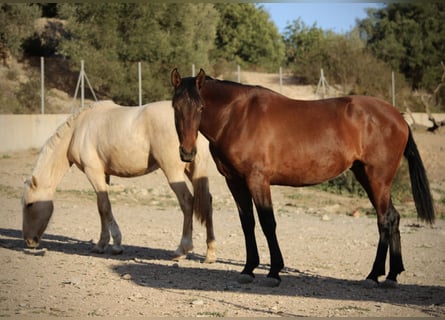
[122,273,132,280]
[321,214,331,221]
[350,210,360,217]
[191,299,204,306]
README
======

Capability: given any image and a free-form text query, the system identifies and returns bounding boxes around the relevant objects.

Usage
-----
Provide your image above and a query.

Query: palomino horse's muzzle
[25,236,40,249]
[179,146,197,162]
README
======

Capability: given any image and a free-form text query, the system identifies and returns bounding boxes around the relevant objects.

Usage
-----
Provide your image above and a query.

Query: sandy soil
[1,73,444,317]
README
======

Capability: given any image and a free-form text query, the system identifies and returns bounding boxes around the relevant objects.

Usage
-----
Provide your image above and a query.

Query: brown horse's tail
[403,127,435,224]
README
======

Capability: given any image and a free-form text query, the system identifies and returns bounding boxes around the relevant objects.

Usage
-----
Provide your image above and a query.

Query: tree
[283,18,325,83]
[58,3,218,104]
[284,19,408,103]
[358,3,445,91]
[212,3,285,72]
[0,4,41,62]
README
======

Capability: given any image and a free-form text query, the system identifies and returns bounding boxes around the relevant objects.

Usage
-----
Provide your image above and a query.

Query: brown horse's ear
[171,68,182,88]
[31,175,38,189]
[196,69,206,90]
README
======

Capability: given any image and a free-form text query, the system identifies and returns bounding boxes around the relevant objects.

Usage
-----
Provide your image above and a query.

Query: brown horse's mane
[204,76,283,102]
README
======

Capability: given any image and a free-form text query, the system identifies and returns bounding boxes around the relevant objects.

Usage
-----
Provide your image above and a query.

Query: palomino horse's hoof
[260,277,281,287]
[203,256,216,264]
[171,253,186,262]
[111,245,124,255]
[203,252,216,264]
[237,274,254,284]
[362,279,378,289]
[380,279,398,288]
[92,245,105,254]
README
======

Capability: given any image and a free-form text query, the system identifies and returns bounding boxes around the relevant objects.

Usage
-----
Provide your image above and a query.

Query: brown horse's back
[217,93,408,187]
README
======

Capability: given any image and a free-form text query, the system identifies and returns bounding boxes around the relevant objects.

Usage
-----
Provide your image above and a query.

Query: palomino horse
[171,68,435,287]
[22,100,216,263]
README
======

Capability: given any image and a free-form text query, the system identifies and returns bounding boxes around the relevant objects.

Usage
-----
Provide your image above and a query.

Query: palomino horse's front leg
[168,181,194,260]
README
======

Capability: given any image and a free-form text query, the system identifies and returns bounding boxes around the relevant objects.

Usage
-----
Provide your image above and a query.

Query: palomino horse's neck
[31,113,76,194]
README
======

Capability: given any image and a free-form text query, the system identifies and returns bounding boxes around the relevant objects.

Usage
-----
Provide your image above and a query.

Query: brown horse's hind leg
[351,163,404,286]
[383,201,404,286]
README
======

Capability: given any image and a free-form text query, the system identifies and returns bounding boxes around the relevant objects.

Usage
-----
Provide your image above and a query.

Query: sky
[261,3,384,34]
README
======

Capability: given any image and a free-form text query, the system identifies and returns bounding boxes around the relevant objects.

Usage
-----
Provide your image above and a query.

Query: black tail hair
[404,128,435,224]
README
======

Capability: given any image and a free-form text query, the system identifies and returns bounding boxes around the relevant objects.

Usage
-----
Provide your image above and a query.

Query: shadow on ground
[1,227,444,317]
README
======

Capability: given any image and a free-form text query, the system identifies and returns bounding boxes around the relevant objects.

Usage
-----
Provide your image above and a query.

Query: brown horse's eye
[26,203,34,208]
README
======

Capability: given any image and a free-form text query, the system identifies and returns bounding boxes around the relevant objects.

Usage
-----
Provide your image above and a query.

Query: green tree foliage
[358,3,445,91]
[212,3,285,72]
[283,19,325,84]
[0,4,41,58]
[58,3,217,104]
[283,19,406,102]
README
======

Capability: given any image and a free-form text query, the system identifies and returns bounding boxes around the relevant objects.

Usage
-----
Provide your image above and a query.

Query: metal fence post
[40,57,44,114]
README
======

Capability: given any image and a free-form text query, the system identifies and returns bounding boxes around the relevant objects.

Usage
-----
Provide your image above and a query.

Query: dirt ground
[0,128,444,317]
[1,72,445,317]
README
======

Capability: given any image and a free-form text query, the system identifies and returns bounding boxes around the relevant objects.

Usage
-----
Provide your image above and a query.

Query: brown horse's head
[22,176,53,248]
[171,68,206,162]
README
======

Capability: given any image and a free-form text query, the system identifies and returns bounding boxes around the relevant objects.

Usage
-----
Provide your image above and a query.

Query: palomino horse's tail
[404,128,435,224]
[189,144,213,225]
[192,174,213,224]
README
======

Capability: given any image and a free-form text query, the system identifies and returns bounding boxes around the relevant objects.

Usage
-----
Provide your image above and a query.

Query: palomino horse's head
[22,176,53,248]
[171,68,206,162]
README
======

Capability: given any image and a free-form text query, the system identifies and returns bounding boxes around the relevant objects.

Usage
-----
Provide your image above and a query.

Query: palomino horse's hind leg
[203,202,216,264]
[94,191,123,255]
[85,169,123,255]
[168,181,194,260]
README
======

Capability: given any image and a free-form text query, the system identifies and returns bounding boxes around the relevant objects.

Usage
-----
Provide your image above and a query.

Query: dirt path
[1,127,444,317]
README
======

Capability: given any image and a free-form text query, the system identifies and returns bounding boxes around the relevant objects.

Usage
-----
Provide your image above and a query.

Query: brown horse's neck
[199,80,247,143]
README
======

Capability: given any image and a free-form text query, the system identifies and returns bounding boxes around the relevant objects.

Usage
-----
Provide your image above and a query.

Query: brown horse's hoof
[362,279,378,288]
[381,279,398,288]
[238,274,254,284]
[260,277,281,287]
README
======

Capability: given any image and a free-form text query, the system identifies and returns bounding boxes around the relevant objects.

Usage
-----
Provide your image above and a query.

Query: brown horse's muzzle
[179,146,196,162]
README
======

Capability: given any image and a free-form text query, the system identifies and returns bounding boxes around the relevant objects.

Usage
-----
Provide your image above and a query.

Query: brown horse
[171,68,435,287]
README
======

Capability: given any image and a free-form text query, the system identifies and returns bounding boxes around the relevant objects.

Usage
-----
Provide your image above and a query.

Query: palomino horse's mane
[33,105,93,174]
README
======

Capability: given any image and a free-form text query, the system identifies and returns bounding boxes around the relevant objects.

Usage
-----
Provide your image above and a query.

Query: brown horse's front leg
[249,178,283,287]
[226,178,259,283]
